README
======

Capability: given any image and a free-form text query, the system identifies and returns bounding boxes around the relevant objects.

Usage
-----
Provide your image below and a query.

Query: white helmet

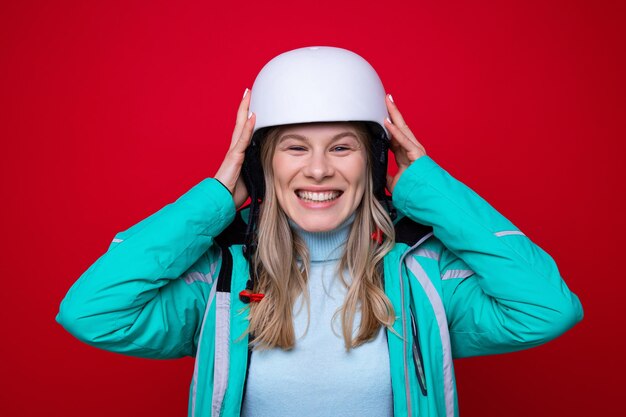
[248,45,391,139]
[242,45,391,205]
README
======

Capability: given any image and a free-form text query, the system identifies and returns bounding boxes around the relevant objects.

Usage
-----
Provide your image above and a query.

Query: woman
[56,46,583,417]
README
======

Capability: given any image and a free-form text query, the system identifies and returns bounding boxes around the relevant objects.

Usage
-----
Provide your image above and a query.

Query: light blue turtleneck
[240,214,393,417]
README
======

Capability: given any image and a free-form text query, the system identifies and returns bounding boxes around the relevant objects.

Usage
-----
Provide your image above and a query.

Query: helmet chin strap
[243,189,260,292]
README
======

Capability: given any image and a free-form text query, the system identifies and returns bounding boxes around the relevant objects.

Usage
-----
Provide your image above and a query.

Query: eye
[288,146,307,151]
[331,145,351,152]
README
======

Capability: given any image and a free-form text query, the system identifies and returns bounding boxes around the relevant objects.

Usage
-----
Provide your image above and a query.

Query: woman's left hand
[383,93,427,193]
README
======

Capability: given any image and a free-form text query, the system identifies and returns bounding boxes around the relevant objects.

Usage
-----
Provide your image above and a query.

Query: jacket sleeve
[392,155,584,358]
[55,177,236,359]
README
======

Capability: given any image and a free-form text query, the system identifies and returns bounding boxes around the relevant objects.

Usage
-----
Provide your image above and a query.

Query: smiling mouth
[296,190,343,202]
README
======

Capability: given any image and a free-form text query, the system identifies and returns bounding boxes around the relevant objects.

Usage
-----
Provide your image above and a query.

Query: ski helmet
[241,45,392,204]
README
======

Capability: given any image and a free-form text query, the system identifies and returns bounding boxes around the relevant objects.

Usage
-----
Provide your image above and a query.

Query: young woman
[56,46,584,417]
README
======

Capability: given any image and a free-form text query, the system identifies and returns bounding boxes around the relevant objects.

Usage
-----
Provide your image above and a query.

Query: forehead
[278,122,359,140]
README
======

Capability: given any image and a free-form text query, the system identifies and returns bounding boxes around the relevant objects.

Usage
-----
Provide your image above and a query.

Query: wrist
[214,177,233,196]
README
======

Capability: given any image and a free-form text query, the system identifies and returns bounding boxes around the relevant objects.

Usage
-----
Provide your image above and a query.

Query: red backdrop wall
[1,0,623,415]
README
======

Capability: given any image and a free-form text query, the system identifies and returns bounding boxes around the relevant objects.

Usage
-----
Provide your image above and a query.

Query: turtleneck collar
[288,213,356,262]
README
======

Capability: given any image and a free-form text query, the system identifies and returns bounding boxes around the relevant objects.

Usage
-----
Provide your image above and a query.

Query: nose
[302,150,334,181]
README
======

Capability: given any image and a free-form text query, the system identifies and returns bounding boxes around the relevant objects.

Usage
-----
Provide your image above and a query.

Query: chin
[300,224,335,233]
[291,213,345,233]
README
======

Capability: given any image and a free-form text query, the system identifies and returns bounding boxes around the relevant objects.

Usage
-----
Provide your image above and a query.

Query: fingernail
[388,94,394,103]
[243,88,249,99]
[386,117,392,124]
[248,111,253,119]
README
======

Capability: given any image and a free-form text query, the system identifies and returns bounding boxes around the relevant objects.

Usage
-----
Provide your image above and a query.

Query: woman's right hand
[214,88,256,209]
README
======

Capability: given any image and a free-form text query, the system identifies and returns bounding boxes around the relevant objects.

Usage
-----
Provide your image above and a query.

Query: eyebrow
[278,131,358,142]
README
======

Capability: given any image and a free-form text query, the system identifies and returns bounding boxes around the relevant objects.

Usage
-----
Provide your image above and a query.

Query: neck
[288,213,356,262]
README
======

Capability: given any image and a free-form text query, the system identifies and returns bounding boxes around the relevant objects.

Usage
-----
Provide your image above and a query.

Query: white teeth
[296,190,341,202]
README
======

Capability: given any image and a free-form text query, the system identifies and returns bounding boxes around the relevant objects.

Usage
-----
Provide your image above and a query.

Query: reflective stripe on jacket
[56,155,584,416]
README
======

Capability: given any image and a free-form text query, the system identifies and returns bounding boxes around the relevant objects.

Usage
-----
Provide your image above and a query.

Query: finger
[386,94,409,127]
[387,132,403,155]
[387,134,412,169]
[385,94,421,146]
[385,117,419,152]
[230,88,252,147]
[232,112,256,153]
[386,117,427,165]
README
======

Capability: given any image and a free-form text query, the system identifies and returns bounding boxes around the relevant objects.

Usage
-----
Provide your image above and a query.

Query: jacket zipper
[398,232,434,416]
[410,302,428,396]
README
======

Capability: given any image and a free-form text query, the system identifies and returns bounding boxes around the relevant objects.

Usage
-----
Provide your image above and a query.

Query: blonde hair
[244,122,396,352]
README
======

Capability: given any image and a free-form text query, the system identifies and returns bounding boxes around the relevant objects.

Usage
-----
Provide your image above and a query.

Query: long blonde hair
[244,122,396,352]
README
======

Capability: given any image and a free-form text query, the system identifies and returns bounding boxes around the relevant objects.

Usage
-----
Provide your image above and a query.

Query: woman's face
[271,122,368,232]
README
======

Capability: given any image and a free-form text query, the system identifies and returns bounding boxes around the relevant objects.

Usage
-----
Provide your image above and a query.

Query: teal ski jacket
[56,155,584,416]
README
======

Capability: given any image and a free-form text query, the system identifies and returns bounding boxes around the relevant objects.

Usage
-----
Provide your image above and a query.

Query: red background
[1,0,623,415]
